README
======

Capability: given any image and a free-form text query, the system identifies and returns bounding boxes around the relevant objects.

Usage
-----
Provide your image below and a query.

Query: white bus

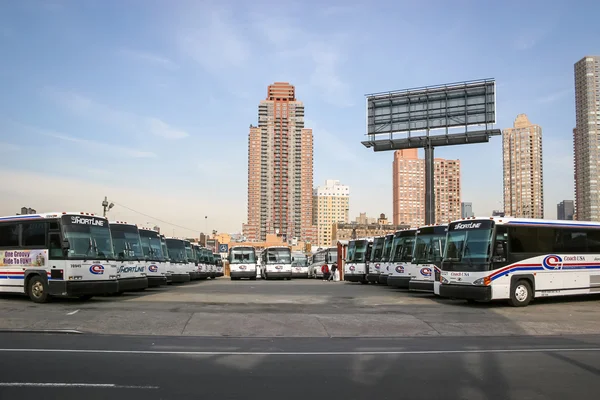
[0,212,119,302]
[229,246,257,280]
[408,225,447,293]
[109,221,148,293]
[165,238,192,283]
[386,229,417,288]
[138,227,169,287]
[291,252,309,278]
[375,234,394,284]
[309,247,337,279]
[205,248,217,279]
[160,234,177,284]
[366,236,386,283]
[439,217,600,307]
[261,246,292,280]
[344,238,373,284]
[213,252,224,277]
[192,244,209,279]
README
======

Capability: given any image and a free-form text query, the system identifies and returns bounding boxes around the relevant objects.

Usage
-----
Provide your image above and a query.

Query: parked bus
[439,217,600,306]
[291,252,309,278]
[160,234,176,283]
[376,234,394,284]
[228,246,258,280]
[192,244,209,279]
[261,246,292,280]
[182,239,200,280]
[109,221,148,292]
[344,238,373,283]
[309,247,337,279]
[386,229,417,288]
[213,253,224,277]
[205,248,216,279]
[138,227,169,287]
[366,236,385,283]
[0,212,119,302]
[165,238,191,283]
[408,225,447,293]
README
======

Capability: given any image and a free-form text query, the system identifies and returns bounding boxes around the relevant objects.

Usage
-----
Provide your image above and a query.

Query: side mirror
[62,239,70,249]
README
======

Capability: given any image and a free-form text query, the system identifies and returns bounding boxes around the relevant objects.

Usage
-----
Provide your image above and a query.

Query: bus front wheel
[27,275,50,303]
[509,280,532,307]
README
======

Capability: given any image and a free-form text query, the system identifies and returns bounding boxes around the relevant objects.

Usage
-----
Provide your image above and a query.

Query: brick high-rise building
[243,82,316,242]
[313,179,350,247]
[392,149,461,227]
[502,114,544,219]
[574,56,600,221]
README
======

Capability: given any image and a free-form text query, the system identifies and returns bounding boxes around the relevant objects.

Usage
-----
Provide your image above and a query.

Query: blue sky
[0,0,599,235]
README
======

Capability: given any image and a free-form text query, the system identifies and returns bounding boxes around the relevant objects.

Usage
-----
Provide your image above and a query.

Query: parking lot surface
[1,278,599,337]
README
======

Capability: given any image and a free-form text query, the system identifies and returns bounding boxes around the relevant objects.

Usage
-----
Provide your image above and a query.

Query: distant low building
[331,221,410,245]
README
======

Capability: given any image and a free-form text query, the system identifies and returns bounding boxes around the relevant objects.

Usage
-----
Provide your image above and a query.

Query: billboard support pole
[424,142,435,225]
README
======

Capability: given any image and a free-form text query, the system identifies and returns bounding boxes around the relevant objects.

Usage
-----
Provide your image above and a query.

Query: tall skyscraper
[557,200,575,221]
[243,82,316,242]
[393,149,461,227]
[574,56,600,221]
[313,179,350,247]
[461,202,474,218]
[502,114,544,219]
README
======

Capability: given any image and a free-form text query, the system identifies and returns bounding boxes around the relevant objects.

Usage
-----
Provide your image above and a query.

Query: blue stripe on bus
[490,265,600,281]
[0,215,44,221]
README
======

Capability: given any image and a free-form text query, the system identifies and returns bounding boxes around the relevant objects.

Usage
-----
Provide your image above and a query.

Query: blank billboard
[366,79,496,136]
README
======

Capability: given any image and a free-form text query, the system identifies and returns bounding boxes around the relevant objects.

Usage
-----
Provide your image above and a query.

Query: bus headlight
[473,277,490,286]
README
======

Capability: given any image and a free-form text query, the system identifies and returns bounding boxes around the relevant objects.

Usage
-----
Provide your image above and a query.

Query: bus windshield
[166,239,187,263]
[61,215,114,260]
[139,230,165,262]
[110,224,145,261]
[229,247,256,264]
[391,232,415,263]
[160,237,170,262]
[443,221,494,271]
[265,248,291,264]
[205,250,214,264]
[381,235,393,262]
[184,242,194,262]
[348,240,368,263]
[413,232,445,264]
[370,237,385,262]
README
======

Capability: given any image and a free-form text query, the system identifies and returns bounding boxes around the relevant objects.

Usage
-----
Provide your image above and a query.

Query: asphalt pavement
[1,278,600,337]
[1,332,600,399]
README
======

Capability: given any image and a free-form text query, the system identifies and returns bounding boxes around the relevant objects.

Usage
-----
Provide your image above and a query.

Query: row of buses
[344,217,600,307]
[0,212,223,303]
[226,246,337,280]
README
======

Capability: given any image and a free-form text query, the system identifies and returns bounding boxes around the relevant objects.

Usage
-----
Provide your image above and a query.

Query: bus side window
[48,233,63,259]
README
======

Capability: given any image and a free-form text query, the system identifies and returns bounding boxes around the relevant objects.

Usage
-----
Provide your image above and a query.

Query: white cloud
[178,9,250,72]
[119,48,179,70]
[38,127,156,158]
[43,88,189,139]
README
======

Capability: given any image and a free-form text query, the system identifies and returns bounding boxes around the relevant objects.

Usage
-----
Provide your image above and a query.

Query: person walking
[328,262,338,281]
[321,263,330,281]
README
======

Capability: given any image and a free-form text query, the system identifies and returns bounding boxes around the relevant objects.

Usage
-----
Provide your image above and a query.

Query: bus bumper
[171,273,191,283]
[147,275,168,287]
[117,277,148,292]
[344,274,365,283]
[231,271,257,279]
[165,273,173,284]
[408,280,434,293]
[366,273,380,283]
[387,275,410,288]
[265,272,292,279]
[439,283,492,301]
[378,274,389,285]
[189,272,201,280]
[49,279,119,297]
[292,272,308,278]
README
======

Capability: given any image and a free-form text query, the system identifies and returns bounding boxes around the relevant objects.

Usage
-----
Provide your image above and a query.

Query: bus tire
[27,275,50,303]
[509,279,532,307]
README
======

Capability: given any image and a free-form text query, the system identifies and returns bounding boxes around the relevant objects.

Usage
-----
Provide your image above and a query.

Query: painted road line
[0,347,599,356]
[0,382,158,389]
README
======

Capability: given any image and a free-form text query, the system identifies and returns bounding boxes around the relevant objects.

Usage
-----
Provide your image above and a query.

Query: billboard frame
[362,79,501,225]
